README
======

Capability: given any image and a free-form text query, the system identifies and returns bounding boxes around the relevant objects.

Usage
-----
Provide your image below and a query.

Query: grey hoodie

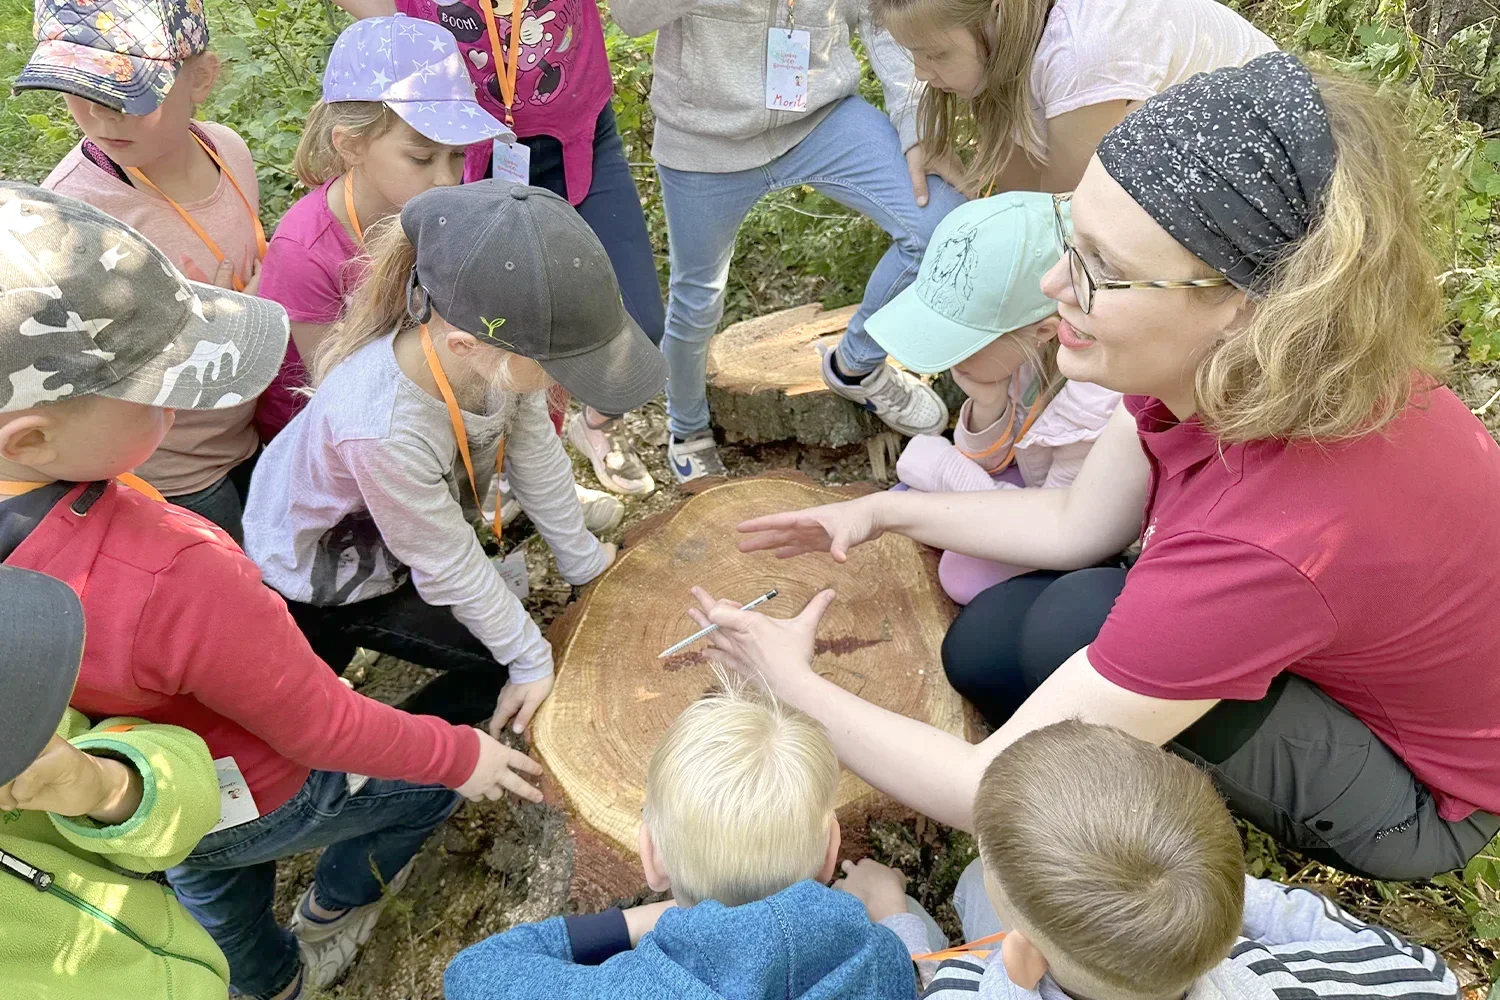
[884,877,1458,1000]
[611,0,923,173]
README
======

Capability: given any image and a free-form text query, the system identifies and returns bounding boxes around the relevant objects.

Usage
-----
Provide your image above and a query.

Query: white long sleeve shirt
[244,332,606,683]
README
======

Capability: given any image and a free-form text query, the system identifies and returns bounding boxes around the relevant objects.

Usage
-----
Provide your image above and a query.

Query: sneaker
[566,411,657,497]
[576,484,624,534]
[481,475,522,529]
[820,345,948,436]
[289,861,414,990]
[667,430,727,483]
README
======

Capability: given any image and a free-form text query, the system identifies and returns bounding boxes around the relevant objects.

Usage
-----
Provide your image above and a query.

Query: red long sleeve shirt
[5,481,478,814]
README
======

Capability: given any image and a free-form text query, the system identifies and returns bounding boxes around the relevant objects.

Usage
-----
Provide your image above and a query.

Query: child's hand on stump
[834,858,909,923]
[457,729,544,803]
[491,675,555,737]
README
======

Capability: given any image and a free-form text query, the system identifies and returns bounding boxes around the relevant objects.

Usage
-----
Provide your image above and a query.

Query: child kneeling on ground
[445,680,921,999]
[866,192,1121,605]
[0,185,541,1000]
[839,720,1460,1000]
[245,181,667,733]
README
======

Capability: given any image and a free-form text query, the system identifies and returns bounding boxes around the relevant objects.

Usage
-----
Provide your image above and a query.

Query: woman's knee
[1015,567,1128,683]
[942,574,1059,724]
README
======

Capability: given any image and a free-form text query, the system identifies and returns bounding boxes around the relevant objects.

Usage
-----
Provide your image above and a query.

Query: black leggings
[942,570,1500,880]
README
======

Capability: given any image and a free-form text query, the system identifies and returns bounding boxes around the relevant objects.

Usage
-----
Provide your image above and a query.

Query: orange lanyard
[125,132,268,292]
[0,475,165,503]
[418,324,506,540]
[478,0,525,125]
[913,930,1007,963]
[960,385,1050,473]
[342,174,365,244]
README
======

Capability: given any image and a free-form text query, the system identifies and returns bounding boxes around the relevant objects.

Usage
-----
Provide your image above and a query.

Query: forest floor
[289,395,1498,1000]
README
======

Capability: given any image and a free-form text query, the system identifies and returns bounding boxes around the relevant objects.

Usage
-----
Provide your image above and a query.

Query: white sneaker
[482,476,522,529]
[289,861,414,990]
[820,346,948,436]
[667,430,727,483]
[575,484,624,533]
[566,411,657,497]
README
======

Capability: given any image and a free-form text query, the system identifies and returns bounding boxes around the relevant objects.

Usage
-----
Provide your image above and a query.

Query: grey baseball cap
[0,565,85,786]
[401,181,667,415]
[0,183,289,414]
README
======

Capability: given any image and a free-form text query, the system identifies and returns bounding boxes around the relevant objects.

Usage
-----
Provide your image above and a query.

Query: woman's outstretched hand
[736,496,884,562]
[687,586,837,696]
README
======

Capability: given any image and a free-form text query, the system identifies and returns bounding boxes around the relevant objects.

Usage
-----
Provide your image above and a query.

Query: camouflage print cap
[15,0,209,115]
[0,183,288,415]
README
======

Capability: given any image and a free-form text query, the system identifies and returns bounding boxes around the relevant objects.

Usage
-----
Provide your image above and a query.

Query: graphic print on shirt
[481,0,581,108]
[310,510,403,605]
[924,221,980,313]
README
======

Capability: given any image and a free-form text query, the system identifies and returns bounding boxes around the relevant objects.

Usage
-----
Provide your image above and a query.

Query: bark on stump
[1410,0,1500,132]
[532,474,967,905]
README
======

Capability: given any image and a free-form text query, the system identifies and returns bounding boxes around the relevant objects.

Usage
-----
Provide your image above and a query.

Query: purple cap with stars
[323,14,513,147]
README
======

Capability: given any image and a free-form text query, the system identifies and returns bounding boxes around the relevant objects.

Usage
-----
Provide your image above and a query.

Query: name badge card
[494,547,530,600]
[766,28,810,112]
[492,140,531,186]
[210,757,260,834]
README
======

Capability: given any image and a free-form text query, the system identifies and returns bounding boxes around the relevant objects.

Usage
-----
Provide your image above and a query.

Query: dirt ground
[287,396,1497,999]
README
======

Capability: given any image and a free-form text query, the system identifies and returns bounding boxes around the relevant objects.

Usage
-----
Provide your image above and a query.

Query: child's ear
[1032,315,1060,343]
[816,818,842,884]
[331,125,364,169]
[185,52,220,104]
[1000,930,1050,990]
[444,329,483,359]
[639,824,673,894]
[0,414,59,470]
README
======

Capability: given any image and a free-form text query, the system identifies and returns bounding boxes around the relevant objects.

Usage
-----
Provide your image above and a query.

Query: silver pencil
[658,589,779,658]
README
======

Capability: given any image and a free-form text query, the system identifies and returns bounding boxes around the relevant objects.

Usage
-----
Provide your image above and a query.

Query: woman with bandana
[693,53,1500,881]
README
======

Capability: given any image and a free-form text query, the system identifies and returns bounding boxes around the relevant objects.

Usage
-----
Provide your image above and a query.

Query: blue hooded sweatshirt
[444,879,919,1000]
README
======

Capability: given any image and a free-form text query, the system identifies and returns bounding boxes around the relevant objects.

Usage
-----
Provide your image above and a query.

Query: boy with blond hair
[445,680,920,999]
[839,720,1459,1000]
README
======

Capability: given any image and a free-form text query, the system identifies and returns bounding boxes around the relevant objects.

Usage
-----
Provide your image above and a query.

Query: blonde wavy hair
[643,675,839,907]
[309,215,416,386]
[293,100,400,188]
[1194,70,1443,443]
[872,0,1050,191]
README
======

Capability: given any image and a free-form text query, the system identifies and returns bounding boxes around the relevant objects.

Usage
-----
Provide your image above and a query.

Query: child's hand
[456,728,544,803]
[0,735,143,824]
[240,258,263,297]
[834,859,910,923]
[490,675,555,737]
[599,542,618,570]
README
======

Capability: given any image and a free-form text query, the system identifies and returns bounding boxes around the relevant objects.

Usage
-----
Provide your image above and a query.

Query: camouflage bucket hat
[15,0,209,115]
[0,183,288,414]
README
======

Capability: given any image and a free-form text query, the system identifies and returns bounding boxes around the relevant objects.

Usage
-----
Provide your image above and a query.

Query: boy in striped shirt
[837,720,1458,1000]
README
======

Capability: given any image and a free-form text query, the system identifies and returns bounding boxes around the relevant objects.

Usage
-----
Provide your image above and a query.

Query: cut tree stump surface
[533,475,965,860]
[706,303,882,447]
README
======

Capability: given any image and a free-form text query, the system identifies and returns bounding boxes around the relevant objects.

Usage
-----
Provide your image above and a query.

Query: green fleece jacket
[0,711,229,999]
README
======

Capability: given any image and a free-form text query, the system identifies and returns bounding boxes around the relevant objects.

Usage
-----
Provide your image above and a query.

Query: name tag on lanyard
[492,139,531,185]
[766,28,811,112]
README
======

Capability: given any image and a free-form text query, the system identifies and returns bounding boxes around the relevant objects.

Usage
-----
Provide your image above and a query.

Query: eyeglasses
[1052,193,1231,314]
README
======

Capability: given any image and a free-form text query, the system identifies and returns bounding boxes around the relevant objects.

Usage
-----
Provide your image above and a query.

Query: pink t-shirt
[1088,390,1500,822]
[42,121,262,496]
[255,179,364,439]
[396,0,614,202]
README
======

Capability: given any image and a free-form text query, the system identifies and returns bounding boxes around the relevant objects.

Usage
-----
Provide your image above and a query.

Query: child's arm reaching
[504,391,611,586]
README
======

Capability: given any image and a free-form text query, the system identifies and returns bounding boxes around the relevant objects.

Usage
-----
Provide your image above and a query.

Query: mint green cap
[867,191,1062,374]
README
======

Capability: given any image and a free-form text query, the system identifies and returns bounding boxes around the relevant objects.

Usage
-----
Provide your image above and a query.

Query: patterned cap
[15,0,209,115]
[0,183,289,415]
[322,15,514,147]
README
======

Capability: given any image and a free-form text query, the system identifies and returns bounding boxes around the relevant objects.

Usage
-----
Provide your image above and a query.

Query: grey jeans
[1172,673,1500,881]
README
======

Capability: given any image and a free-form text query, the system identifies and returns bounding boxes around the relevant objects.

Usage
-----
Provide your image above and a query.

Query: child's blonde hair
[973,721,1244,1000]
[294,99,401,188]
[310,215,415,385]
[872,0,1049,190]
[1194,70,1444,443]
[643,677,839,907]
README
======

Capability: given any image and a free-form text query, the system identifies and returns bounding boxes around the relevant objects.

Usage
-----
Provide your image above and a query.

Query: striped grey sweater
[887,878,1457,1000]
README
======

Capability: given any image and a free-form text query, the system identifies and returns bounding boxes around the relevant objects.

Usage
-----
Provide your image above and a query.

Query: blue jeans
[167,770,461,998]
[658,96,967,438]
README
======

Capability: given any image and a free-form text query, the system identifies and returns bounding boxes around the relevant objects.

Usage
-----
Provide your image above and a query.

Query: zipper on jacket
[2,844,221,976]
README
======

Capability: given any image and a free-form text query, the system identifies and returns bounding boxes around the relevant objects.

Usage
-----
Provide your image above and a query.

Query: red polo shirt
[1088,388,1500,821]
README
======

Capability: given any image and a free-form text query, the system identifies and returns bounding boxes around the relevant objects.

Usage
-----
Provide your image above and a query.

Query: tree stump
[705,303,965,452]
[532,474,966,904]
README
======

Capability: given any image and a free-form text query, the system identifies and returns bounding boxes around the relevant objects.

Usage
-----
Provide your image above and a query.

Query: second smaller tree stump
[705,304,883,447]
